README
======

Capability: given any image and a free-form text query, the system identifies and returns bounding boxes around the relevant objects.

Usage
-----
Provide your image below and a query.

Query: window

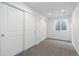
[54,19,68,31]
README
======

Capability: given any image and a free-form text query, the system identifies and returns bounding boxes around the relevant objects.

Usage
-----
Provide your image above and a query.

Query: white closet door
[0,3,8,56]
[24,12,35,50]
[0,3,23,56]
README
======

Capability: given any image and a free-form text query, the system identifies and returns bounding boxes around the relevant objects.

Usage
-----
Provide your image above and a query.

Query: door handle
[1,34,5,37]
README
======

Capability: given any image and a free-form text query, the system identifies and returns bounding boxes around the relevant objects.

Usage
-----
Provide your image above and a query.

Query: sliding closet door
[0,3,23,56]
[24,12,36,50]
[0,3,7,56]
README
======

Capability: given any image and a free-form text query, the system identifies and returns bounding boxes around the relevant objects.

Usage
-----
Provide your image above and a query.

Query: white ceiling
[24,2,77,18]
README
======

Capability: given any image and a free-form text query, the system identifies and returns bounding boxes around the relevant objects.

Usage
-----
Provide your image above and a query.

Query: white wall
[71,3,79,54]
[35,16,47,44]
[47,15,71,41]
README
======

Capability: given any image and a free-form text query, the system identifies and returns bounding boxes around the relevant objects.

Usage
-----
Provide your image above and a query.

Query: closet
[0,3,24,56]
[0,2,47,56]
[0,3,36,56]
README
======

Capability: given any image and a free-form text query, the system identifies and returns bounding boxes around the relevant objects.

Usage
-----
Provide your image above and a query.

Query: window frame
[54,19,68,31]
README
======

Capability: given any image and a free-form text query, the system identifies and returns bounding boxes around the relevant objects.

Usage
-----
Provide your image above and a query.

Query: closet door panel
[24,12,35,50]
[0,3,8,56]
[7,5,23,56]
[0,3,23,56]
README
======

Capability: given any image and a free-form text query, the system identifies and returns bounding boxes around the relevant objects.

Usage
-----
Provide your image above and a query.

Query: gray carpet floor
[17,38,77,56]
